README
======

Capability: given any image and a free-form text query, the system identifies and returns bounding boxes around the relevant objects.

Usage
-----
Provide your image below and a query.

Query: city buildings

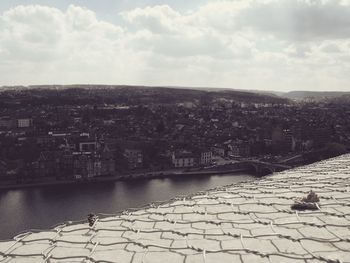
[0,87,349,184]
[172,151,195,168]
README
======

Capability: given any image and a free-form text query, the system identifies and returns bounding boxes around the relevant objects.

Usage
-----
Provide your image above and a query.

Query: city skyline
[1,0,350,91]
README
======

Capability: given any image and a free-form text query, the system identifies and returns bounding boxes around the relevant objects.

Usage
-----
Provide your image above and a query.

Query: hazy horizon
[1,83,349,94]
[1,0,350,92]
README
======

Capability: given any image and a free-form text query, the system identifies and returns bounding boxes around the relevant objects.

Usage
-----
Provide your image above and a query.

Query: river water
[0,173,255,239]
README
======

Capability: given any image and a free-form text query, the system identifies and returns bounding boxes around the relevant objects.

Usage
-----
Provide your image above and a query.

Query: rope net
[0,155,350,263]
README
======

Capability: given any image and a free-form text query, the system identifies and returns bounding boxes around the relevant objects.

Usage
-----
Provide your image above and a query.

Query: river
[0,173,255,239]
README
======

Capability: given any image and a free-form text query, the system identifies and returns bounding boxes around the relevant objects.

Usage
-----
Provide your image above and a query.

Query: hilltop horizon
[1,83,349,95]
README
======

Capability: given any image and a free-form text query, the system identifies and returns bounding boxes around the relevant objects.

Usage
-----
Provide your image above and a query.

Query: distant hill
[0,85,290,105]
[281,91,350,101]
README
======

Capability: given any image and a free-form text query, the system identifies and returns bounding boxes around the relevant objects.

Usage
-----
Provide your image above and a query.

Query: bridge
[277,154,304,165]
[233,160,292,176]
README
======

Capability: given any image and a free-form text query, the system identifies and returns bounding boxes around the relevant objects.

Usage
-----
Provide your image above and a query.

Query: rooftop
[1,155,350,262]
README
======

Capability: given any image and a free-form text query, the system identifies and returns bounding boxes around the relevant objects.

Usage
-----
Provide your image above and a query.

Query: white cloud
[0,1,350,91]
[0,4,138,85]
[1,5,64,61]
[235,0,350,41]
[121,5,181,34]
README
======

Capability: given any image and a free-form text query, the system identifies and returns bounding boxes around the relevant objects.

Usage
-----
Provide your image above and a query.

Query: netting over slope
[0,155,350,263]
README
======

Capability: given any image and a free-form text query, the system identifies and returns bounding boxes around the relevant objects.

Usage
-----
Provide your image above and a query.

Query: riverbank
[0,167,249,190]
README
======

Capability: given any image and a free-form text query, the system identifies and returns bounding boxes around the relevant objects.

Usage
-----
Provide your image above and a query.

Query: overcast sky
[1,0,350,92]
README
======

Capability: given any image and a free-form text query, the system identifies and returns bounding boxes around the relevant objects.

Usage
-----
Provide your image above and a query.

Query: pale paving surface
[1,155,350,263]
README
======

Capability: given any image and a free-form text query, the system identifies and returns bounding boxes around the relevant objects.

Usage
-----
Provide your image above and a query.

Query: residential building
[211,145,226,157]
[199,150,212,166]
[73,152,101,179]
[100,146,116,175]
[0,117,16,129]
[229,142,251,157]
[79,140,98,152]
[17,118,32,128]
[172,151,195,168]
[124,148,143,169]
[38,151,62,177]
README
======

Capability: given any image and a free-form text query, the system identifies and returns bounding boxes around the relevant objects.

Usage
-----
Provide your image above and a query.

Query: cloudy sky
[1,0,350,91]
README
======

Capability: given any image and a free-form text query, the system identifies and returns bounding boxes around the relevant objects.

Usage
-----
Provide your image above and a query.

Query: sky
[1,0,350,92]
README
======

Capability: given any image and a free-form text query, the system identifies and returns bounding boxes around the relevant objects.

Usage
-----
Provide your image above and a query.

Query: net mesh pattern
[0,155,350,263]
